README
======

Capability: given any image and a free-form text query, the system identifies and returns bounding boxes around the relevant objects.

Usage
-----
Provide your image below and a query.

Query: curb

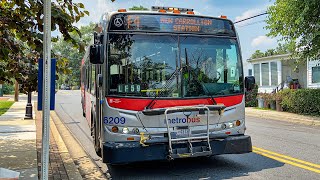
[50,112,83,180]
[50,111,107,179]
[246,111,320,126]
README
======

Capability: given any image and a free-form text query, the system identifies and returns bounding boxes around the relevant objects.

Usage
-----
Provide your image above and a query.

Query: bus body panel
[100,96,251,164]
[101,96,246,141]
[81,10,252,164]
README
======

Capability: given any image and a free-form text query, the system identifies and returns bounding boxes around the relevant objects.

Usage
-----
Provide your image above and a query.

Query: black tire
[91,114,101,157]
[81,99,86,117]
[82,109,86,117]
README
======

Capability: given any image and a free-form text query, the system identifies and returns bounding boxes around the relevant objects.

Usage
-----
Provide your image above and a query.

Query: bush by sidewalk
[245,84,258,107]
[3,83,14,94]
[280,89,320,116]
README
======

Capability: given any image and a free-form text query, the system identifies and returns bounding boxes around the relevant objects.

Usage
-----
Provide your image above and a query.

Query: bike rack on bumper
[102,104,252,164]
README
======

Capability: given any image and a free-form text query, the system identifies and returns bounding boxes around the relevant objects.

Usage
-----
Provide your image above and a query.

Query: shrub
[2,84,14,94]
[279,89,320,116]
[245,84,258,107]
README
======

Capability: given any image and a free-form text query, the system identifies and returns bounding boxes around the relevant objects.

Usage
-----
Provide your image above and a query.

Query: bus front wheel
[81,99,86,117]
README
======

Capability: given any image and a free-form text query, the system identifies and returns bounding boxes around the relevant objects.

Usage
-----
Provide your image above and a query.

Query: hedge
[279,89,320,116]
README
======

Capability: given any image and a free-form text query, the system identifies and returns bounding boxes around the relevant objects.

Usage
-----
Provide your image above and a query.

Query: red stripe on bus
[214,95,244,107]
[106,95,243,111]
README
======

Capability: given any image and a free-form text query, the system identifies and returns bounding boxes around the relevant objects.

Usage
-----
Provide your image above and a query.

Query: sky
[73,0,278,61]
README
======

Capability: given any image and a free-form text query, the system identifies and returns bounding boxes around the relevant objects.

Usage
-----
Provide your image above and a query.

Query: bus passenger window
[91,65,95,94]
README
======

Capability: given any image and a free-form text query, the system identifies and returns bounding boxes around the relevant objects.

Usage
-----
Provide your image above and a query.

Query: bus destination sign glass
[109,14,235,36]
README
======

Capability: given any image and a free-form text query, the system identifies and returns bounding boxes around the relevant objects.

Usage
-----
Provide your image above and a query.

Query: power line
[237,20,265,28]
[234,12,268,24]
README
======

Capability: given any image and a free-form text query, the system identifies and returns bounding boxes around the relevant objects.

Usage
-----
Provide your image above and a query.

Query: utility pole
[41,0,51,179]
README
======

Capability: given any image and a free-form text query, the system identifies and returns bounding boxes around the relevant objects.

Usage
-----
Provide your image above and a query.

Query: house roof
[247,53,292,63]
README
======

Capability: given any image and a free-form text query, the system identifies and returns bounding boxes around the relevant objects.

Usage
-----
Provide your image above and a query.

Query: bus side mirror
[90,44,104,64]
[245,76,255,91]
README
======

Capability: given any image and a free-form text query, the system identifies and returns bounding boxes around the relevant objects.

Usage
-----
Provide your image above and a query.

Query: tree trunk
[14,80,19,102]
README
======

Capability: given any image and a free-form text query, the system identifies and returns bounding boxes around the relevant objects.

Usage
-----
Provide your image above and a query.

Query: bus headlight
[122,127,129,134]
[218,120,242,130]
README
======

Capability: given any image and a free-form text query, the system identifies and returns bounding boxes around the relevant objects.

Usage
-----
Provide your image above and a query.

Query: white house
[246,54,320,93]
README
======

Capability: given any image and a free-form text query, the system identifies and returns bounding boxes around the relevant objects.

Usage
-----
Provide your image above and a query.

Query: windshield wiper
[184,48,216,105]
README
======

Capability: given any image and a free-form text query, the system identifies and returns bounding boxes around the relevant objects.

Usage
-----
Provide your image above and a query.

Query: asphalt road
[55,90,320,179]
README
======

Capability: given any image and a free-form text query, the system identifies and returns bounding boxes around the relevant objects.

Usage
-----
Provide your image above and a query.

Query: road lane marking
[253,146,320,169]
[253,150,320,174]
[253,146,320,174]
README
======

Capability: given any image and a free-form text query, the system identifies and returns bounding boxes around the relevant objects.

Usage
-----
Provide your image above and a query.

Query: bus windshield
[108,34,243,98]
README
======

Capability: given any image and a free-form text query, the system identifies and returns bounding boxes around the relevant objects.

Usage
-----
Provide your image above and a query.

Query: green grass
[0,101,14,116]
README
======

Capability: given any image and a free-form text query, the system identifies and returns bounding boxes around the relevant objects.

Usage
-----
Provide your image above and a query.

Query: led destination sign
[109,14,235,36]
[159,16,212,32]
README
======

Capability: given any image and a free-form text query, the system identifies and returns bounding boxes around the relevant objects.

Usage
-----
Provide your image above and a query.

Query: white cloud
[235,8,264,25]
[251,35,275,47]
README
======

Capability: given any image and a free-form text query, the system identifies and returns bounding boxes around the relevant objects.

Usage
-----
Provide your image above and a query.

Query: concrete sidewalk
[0,95,38,179]
[0,94,82,179]
[245,107,320,126]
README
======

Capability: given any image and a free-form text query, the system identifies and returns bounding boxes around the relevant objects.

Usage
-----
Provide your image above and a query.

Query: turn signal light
[118,9,127,12]
[235,120,241,126]
[111,126,119,133]
[127,137,134,141]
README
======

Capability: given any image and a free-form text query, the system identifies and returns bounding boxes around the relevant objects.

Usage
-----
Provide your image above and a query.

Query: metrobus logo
[164,117,200,124]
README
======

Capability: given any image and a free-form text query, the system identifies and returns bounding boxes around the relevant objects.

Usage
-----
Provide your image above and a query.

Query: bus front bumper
[102,135,252,164]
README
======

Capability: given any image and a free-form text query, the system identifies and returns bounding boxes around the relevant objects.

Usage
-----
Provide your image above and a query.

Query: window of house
[271,62,278,86]
[312,66,320,83]
[253,64,260,86]
[248,69,252,76]
[261,63,269,86]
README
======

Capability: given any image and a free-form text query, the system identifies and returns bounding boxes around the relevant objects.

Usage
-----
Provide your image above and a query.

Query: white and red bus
[81,6,253,164]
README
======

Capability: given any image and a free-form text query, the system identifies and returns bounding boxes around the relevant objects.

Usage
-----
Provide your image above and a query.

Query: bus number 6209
[104,117,126,125]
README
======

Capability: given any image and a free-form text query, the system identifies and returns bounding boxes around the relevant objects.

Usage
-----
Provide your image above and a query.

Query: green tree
[266,0,320,62]
[250,50,265,59]
[275,41,295,55]
[264,49,276,57]
[0,0,89,93]
[129,6,149,11]
[0,0,89,61]
[250,42,295,59]
[53,23,96,87]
